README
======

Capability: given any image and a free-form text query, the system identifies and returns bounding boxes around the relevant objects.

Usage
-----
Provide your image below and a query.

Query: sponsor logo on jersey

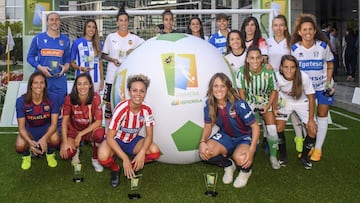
[299,60,324,71]
[41,49,64,57]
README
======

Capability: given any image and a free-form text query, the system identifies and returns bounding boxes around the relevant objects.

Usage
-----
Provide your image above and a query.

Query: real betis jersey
[235,64,276,105]
[291,40,334,91]
[71,37,102,83]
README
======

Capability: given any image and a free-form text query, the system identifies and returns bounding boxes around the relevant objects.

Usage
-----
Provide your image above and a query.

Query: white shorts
[276,101,314,124]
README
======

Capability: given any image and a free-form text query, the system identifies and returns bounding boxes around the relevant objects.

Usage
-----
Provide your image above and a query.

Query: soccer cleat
[294,136,304,153]
[21,155,31,170]
[278,159,288,167]
[92,158,104,172]
[46,153,58,168]
[110,170,120,188]
[299,156,312,170]
[310,149,322,162]
[222,159,236,184]
[233,170,252,188]
[71,148,80,165]
[269,156,280,169]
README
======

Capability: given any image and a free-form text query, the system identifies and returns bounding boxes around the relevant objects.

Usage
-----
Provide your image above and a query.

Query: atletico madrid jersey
[109,100,155,143]
[291,40,334,91]
[16,94,60,137]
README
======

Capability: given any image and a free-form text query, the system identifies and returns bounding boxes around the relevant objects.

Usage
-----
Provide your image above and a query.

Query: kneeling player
[274,55,317,169]
[97,74,160,188]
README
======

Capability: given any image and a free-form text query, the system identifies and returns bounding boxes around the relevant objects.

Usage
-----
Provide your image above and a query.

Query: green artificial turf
[0,107,359,202]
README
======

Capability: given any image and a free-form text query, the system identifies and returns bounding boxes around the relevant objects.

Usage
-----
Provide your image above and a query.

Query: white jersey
[103,32,145,84]
[266,37,290,71]
[225,50,247,74]
[275,71,315,104]
[291,40,334,91]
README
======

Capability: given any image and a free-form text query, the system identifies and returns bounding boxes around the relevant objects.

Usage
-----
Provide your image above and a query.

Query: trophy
[73,163,84,183]
[203,172,218,197]
[50,60,59,76]
[128,174,142,199]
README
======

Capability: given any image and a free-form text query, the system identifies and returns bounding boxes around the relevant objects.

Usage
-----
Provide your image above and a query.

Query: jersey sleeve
[102,35,111,55]
[15,96,25,119]
[62,95,72,116]
[203,99,211,123]
[258,38,268,56]
[268,69,276,91]
[143,104,155,127]
[70,39,79,62]
[236,100,256,126]
[235,67,245,89]
[63,35,71,64]
[27,35,40,69]
[92,93,103,121]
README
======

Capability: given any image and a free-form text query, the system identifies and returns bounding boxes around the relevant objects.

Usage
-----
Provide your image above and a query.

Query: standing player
[102,5,144,130]
[71,19,104,93]
[199,73,260,188]
[160,8,178,34]
[235,47,280,170]
[187,16,208,40]
[267,14,305,153]
[60,73,105,172]
[225,30,247,74]
[291,13,334,162]
[274,55,317,169]
[27,12,71,106]
[208,13,231,55]
[15,72,60,170]
[98,74,160,188]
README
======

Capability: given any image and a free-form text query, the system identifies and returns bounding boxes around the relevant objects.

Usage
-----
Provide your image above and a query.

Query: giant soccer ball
[111,33,233,164]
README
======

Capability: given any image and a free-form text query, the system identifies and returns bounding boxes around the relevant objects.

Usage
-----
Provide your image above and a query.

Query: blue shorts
[315,90,334,105]
[210,131,252,155]
[115,136,144,156]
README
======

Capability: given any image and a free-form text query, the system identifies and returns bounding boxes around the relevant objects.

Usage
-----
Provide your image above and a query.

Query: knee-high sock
[266,125,278,157]
[315,117,328,150]
[207,155,232,168]
[302,136,315,158]
[99,156,119,172]
[145,152,161,163]
[278,131,287,161]
[92,128,105,159]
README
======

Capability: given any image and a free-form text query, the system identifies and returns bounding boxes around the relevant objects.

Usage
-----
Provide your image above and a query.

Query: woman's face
[129,81,146,106]
[272,18,287,37]
[245,20,257,36]
[163,14,173,31]
[117,14,129,32]
[216,19,229,31]
[85,21,97,39]
[281,59,297,80]
[298,22,316,42]
[47,13,61,32]
[189,18,201,33]
[246,50,262,72]
[31,75,46,96]
[212,77,227,102]
[228,32,243,50]
[76,76,91,97]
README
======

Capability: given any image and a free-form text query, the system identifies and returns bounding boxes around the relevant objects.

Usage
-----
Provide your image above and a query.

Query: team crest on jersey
[139,115,145,122]
[299,52,304,57]
[128,40,133,46]
[59,40,65,46]
[44,105,50,111]
[313,51,319,57]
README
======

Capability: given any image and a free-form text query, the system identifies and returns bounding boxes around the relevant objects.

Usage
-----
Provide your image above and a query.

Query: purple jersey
[204,99,256,137]
[16,94,60,138]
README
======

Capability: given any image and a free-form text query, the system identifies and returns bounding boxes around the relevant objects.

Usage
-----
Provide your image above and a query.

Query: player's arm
[75,119,102,147]
[306,93,317,135]
[242,121,260,168]
[132,125,153,171]
[17,117,41,155]
[199,122,212,161]
[264,90,277,113]
[238,88,246,101]
[326,61,335,95]
[102,53,120,67]
[60,114,72,159]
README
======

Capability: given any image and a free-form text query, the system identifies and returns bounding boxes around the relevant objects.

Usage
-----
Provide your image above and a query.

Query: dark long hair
[83,19,101,56]
[70,73,94,105]
[273,14,291,49]
[243,46,262,85]
[279,55,303,100]
[23,72,48,104]
[187,16,205,39]
[206,73,240,126]
[291,13,330,45]
[240,16,262,47]
[226,30,246,55]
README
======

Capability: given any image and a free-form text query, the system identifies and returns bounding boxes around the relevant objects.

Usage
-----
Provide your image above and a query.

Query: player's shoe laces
[46,153,57,168]
[110,170,120,188]
[233,170,252,188]
[222,159,236,184]
[71,148,80,165]
[269,156,280,169]
[310,149,322,162]
[92,158,104,172]
[21,155,31,170]
[294,136,304,152]
[299,156,312,170]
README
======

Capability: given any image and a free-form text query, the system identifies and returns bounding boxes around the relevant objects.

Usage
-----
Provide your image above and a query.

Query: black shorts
[103,83,112,102]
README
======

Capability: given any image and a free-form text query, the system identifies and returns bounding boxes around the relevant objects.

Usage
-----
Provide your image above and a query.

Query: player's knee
[93,127,105,143]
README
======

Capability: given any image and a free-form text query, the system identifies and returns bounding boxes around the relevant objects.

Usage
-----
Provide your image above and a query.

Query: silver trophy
[128,174,142,199]
[73,163,84,183]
